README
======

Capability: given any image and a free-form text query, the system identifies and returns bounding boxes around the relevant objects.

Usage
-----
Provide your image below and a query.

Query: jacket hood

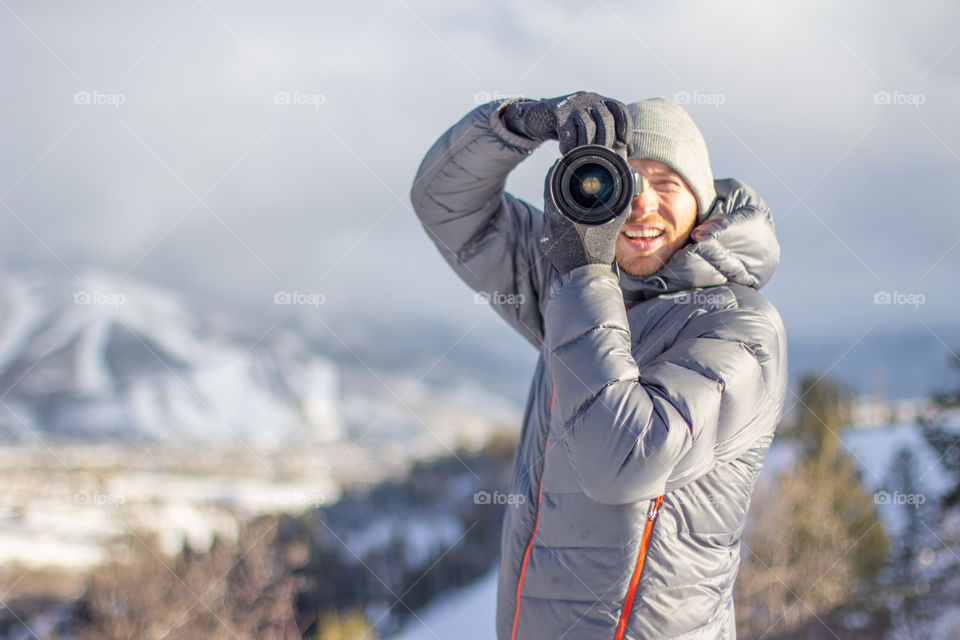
[618,177,780,304]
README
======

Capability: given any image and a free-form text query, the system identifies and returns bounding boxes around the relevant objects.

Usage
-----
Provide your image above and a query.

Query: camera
[549,144,641,225]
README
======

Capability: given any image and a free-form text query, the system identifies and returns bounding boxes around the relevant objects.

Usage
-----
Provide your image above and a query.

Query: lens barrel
[550,144,633,225]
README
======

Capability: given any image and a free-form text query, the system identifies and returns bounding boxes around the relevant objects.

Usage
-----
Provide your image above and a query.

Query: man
[410,92,787,639]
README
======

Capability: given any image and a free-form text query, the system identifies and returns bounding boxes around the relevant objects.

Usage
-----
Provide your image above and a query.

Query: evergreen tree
[918,348,960,512]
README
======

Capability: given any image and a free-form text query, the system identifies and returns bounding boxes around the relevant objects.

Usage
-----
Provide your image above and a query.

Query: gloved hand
[501,92,632,154]
[539,160,632,275]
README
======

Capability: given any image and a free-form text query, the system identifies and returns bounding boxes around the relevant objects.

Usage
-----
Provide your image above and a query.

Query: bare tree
[75,516,305,640]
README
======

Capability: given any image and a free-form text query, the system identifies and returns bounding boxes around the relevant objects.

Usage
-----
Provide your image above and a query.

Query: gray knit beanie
[627,97,716,222]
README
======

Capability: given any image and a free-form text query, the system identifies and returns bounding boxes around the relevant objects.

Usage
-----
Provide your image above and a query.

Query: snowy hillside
[0,268,340,445]
[0,267,524,452]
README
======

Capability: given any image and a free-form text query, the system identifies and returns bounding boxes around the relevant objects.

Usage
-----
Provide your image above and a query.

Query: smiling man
[410,92,788,639]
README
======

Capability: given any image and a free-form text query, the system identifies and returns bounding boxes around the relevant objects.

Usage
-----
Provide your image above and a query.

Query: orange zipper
[511,386,554,640]
[511,433,549,640]
[613,495,664,640]
[514,384,661,640]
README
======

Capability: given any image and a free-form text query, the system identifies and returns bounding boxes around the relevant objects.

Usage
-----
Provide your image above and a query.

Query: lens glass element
[568,164,615,210]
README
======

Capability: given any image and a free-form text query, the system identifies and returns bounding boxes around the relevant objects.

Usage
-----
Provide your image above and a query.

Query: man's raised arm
[409,98,550,347]
[409,93,632,348]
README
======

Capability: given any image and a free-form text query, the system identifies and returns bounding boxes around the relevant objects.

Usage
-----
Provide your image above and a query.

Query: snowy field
[391,567,499,640]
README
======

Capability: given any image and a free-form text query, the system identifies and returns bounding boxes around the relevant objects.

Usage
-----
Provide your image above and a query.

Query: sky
[2,0,959,355]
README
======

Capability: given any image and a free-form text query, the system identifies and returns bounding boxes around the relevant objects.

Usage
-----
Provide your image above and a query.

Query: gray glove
[501,92,632,154]
[539,160,632,275]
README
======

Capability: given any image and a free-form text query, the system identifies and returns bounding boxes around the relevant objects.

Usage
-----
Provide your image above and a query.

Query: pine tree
[918,348,960,512]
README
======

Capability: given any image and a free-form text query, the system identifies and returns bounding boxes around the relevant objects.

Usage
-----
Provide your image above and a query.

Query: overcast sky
[2,0,958,351]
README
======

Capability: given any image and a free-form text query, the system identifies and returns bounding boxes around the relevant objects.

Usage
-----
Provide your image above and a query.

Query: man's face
[614,159,699,278]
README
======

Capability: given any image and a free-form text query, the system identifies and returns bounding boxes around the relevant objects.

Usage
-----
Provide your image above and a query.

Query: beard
[616,257,659,277]
[616,256,669,278]
[615,235,685,277]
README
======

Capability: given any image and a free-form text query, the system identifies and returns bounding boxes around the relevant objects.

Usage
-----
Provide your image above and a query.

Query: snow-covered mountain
[0,268,343,447]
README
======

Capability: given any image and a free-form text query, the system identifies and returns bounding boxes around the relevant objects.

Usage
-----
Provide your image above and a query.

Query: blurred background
[1,1,959,638]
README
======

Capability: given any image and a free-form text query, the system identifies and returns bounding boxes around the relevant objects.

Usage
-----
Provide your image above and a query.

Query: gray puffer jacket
[410,99,788,640]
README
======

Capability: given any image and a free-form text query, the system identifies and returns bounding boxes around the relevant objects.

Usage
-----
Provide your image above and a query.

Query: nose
[630,176,657,216]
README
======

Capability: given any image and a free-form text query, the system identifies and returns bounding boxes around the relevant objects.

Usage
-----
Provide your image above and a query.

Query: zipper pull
[647,495,663,521]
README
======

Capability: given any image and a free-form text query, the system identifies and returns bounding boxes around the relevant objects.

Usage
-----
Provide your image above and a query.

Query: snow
[843,421,955,538]
[107,471,340,515]
[0,267,520,453]
[757,421,955,537]
[75,316,113,396]
[0,277,46,372]
[0,268,346,446]
[390,566,499,640]
[0,531,107,569]
[0,453,342,568]
[843,421,954,494]
[123,500,240,556]
[344,514,463,567]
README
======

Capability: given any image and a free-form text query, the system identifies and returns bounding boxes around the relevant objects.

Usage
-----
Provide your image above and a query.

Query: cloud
[1,0,958,341]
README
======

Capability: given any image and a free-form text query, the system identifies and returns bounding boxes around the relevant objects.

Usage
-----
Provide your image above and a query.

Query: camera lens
[551,145,632,225]
[568,164,615,210]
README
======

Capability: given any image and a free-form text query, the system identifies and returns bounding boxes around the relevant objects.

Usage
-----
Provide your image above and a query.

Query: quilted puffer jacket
[410,99,788,639]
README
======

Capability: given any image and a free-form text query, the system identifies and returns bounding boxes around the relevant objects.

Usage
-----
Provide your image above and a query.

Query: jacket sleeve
[409,99,554,348]
[543,264,785,505]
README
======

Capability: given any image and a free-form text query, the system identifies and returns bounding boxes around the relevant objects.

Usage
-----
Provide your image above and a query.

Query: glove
[501,92,632,154]
[539,160,632,275]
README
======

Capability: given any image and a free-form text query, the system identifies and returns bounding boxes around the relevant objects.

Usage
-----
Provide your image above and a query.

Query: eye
[652,179,681,192]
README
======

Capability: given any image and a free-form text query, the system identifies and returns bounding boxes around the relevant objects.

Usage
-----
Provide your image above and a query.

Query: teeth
[625,229,664,239]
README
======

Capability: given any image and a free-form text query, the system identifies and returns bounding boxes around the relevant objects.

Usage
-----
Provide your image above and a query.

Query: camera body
[549,144,642,225]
